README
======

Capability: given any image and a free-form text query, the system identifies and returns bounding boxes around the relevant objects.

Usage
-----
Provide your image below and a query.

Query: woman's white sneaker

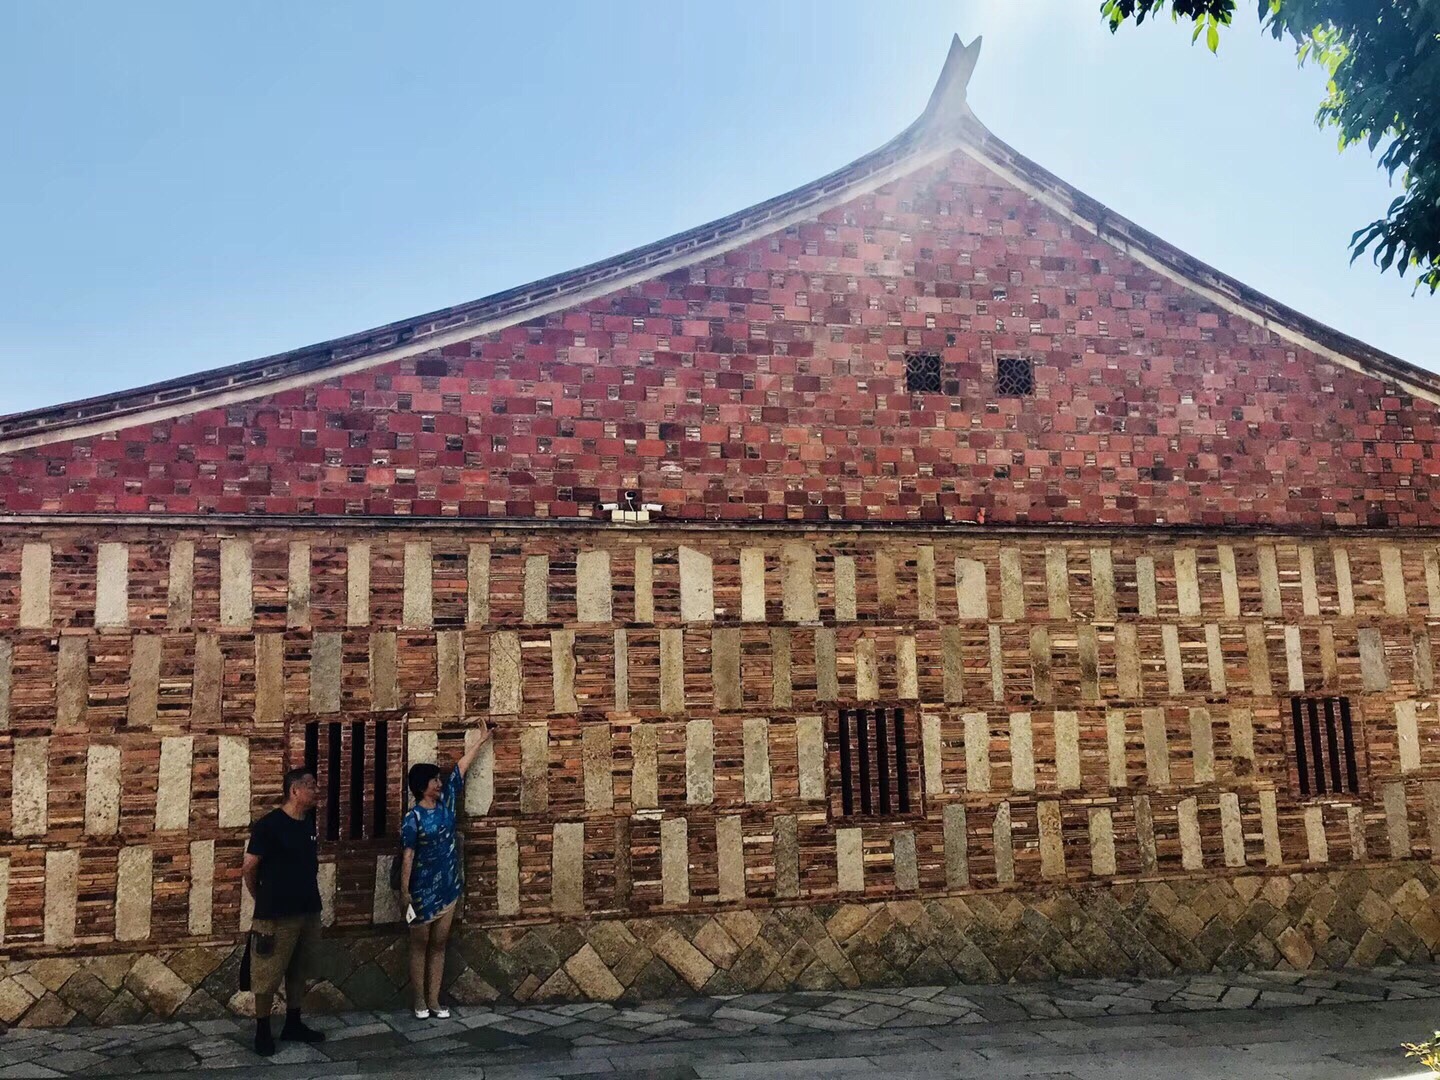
[432,1005,451,1019]
[413,1007,430,1020]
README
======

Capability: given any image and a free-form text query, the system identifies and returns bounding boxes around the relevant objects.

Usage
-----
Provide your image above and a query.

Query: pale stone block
[218,735,251,828]
[155,735,194,831]
[464,726,495,815]
[1220,793,1246,868]
[95,542,130,629]
[717,815,745,902]
[1384,782,1411,858]
[551,630,577,714]
[167,540,194,628]
[1078,624,1099,703]
[1304,805,1329,864]
[310,632,342,715]
[496,828,520,916]
[255,632,285,722]
[836,827,864,893]
[678,546,714,623]
[552,822,585,916]
[1205,624,1227,694]
[742,717,771,803]
[346,542,371,626]
[1334,548,1355,616]
[373,855,403,924]
[771,628,792,709]
[219,539,253,628]
[1218,544,1240,617]
[633,546,654,623]
[13,737,48,838]
[943,804,969,888]
[0,638,10,731]
[1396,700,1422,773]
[1090,546,1116,622]
[1045,546,1070,619]
[127,635,160,728]
[876,551,897,613]
[661,817,690,905]
[1038,801,1065,880]
[1425,782,1440,860]
[489,631,522,715]
[774,814,799,899]
[1030,625,1052,703]
[964,712,991,792]
[192,634,222,724]
[368,631,399,713]
[520,724,549,813]
[942,625,964,704]
[1190,707,1215,784]
[286,542,310,628]
[781,543,819,622]
[115,846,153,942]
[1348,804,1368,862]
[993,802,1015,883]
[1381,545,1408,615]
[1177,797,1203,871]
[566,943,625,1002]
[467,544,490,625]
[1009,712,1035,791]
[1284,625,1305,693]
[893,831,919,892]
[815,628,838,702]
[1358,628,1389,691]
[56,636,88,728]
[988,625,1005,702]
[1162,624,1184,695]
[1260,789,1283,866]
[189,840,214,936]
[1299,546,1320,616]
[614,629,630,713]
[1246,624,1273,695]
[955,558,989,620]
[1256,544,1281,617]
[1136,555,1157,617]
[917,546,937,621]
[1142,708,1171,786]
[739,548,766,622]
[659,629,685,715]
[1174,548,1200,617]
[575,551,613,623]
[686,718,715,805]
[19,542,51,629]
[922,713,944,796]
[1106,709,1128,788]
[1230,707,1255,774]
[407,729,437,766]
[897,635,919,700]
[797,716,825,801]
[999,549,1024,620]
[834,555,857,622]
[1055,710,1081,790]
[582,724,613,811]
[44,850,78,947]
[436,630,465,717]
[1135,795,1158,874]
[317,861,335,928]
[1116,624,1141,699]
[631,724,658,809]
[403,542,433,627]
[523,555,549,624]
[1414,629,1434,692]
[854,638,878,701]
[1321,625,1339,686]
[712,628,741,710]
[1428,550,1440,615]
[1089,807,1117,876]
[85,744,122,836]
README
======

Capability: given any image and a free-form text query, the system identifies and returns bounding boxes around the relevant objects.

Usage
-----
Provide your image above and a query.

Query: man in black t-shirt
[243,767,327,1057]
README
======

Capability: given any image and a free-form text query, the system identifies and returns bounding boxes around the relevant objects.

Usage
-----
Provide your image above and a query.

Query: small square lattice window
[996,356,1035,397]
[904,352,942,394]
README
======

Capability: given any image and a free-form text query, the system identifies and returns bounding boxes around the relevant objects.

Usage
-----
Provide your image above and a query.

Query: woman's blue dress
[402,767,464,923]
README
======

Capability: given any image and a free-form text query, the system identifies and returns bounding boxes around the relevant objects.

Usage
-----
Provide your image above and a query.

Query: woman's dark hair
[407,763,441,801]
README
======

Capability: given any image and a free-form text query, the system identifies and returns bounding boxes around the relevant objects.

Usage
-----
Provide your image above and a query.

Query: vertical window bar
[326,721,342,841]
[838,709,853,816]
[875,708,891,815]
[1307,698,1327,795]
[304,721,319,778]
[1322,698,1343,794]
[893,708,910,813]
[349,721,366,839]
[1338,697,1360,793]
[374,720,389,836]
[1291,697,1310,796]
[856,708,873,815]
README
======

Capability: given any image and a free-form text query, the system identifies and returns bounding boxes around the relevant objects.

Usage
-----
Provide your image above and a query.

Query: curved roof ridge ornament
[918,34,983,134]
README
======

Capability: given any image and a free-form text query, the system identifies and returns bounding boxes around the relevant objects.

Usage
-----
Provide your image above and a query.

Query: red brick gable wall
[1,150,1436,525]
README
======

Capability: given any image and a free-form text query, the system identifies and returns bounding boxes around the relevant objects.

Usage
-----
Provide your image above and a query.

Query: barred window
[831,707,923,818]
[904,352,942,394]
[1289,697,1361,796]
[996,356,1034,397]
[288,714,407,844]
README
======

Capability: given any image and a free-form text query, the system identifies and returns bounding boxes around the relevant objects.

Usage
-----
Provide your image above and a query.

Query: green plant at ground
[1403,1030,1440,1076]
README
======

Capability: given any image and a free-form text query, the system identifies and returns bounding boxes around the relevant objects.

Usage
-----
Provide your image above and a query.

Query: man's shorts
[248,915,322,996]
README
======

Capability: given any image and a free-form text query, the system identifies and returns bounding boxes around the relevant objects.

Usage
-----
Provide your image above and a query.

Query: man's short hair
[283,767,315,798]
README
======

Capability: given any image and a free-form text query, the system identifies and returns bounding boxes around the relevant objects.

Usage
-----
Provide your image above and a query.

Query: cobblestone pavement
[2,966,1440,1079]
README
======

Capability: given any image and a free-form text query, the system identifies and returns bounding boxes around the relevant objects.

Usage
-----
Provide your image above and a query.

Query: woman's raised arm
[455,718,492,778]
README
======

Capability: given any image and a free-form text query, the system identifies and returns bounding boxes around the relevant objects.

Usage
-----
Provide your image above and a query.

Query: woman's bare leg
[425,904,456,1010]
[407,921,430,1011]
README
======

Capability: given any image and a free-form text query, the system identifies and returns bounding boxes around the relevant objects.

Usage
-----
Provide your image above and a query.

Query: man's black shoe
[280,1011,326,1044]
[254,1021,276,1057]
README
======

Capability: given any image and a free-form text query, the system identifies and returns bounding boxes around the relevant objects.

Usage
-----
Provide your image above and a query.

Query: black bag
[239,935,252,992]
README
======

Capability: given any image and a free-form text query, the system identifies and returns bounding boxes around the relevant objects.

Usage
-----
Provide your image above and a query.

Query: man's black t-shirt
[247,809,322,920]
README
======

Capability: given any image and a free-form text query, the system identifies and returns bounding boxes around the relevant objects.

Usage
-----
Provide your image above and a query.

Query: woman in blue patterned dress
[400,719,490,1019]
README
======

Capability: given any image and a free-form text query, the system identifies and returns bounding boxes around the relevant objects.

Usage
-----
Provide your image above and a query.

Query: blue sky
[1,1,1434,415]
